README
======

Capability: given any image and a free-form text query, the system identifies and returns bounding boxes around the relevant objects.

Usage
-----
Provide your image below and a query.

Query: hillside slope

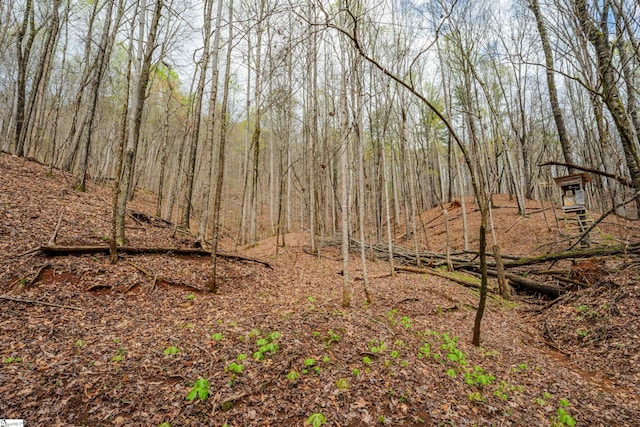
[1,153,639,426]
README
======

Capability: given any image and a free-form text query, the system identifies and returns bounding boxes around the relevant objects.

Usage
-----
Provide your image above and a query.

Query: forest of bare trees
[2,0,640,286]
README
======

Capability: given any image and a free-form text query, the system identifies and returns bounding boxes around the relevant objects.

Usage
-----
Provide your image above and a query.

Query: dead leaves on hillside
[2,153,640,425]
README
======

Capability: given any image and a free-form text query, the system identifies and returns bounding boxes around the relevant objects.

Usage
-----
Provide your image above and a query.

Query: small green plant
[352,368,360,376]
[236,353,248,361]
[464,366,495,389]
[369,340,388,354]
[287,371,300,381]
[226,362,244,374]
[158,423,171,427]
[163,346,180,356]
[362,356,372,365]
[111,348,127,362]
[552,399,576,426]
[325,330,341,343]
[390,350,399,359]
[184,323,194,330]
[336,378,350,389]
[253,331,281,360]
[3,357,22,364]
[386,309,398,325]
[186,293,196,301]
[312,331,321,338]
[307,296,317,303]
[400,316,413,330]
[543,392,553,399]
[468,391,485,402]
[305,413,327,427]
[74,339,86,348]
[576,305,589,313]
[576,329,590,338]
[400,360,409,367]
[322,356,331,363]
[378,415,386,424]
[417,342,430,359]
[302,358,316,374]
[186,377,210,401]
[248,328,261,339]
[210,332,223,341]
[446,368,457,378]
[441,333,466,366]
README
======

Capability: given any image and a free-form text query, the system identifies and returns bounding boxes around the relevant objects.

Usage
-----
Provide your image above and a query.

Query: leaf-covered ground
[1,153,639,426]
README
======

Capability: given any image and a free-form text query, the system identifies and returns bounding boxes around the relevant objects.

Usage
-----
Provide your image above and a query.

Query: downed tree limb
[126,261,202,292]
[396,265,494,292]
[0,294,84,311]
[502,243,640,268]
[489,270,566,297]
[38,245,272,269]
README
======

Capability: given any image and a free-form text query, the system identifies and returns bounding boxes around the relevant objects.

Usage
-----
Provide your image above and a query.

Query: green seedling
[417,342,430,359]
[3,357,22,364]
[186,294,196,301]
[362,356,372,365]
[253,331,281,360]
[336,378,350,389]
[305,413,327,427]
[186,377,210,401]
[325,330,341,343]
[369,340,387,354]
[210,333,223,341]
[226,362,244,374]
[74,339,86,348]
[163,346,180,356]
[552,399,576,426]
[400,316,412,330]
[286,371,300,381]
[464,366,495,389]
[111,349,127,362]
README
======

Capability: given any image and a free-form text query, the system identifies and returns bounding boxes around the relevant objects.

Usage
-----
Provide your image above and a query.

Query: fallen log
[493,270,566,297]
[396,265,496,292]
[0,294,84,311]
[502,244,640,268]
[39,245,272,269]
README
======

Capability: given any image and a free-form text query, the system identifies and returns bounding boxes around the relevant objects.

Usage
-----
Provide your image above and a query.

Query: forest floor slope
[1,153,639,426]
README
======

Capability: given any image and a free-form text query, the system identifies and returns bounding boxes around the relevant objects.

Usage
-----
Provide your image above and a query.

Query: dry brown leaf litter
[1,153,639,426]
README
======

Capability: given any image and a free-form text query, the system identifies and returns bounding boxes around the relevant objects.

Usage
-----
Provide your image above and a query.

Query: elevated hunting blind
[553,172,592,247]
[553,173,591,212]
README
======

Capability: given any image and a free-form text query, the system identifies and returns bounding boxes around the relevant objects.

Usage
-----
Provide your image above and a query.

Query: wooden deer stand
[553,173,592,248]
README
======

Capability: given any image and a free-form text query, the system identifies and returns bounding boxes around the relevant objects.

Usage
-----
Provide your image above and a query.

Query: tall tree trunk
[77,0,122,191]
[198,0,225,242]
[529,0,576,173]
[209,0,234,293]
[13,0,35,157]
[116,0,163,245]
[575,0,640,216]
[181,0,214,230]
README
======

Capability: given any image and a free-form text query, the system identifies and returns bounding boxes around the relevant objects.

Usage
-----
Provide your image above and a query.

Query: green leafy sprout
[163,346,180,356]
[305,413,327,427]
[186,377,210,401]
